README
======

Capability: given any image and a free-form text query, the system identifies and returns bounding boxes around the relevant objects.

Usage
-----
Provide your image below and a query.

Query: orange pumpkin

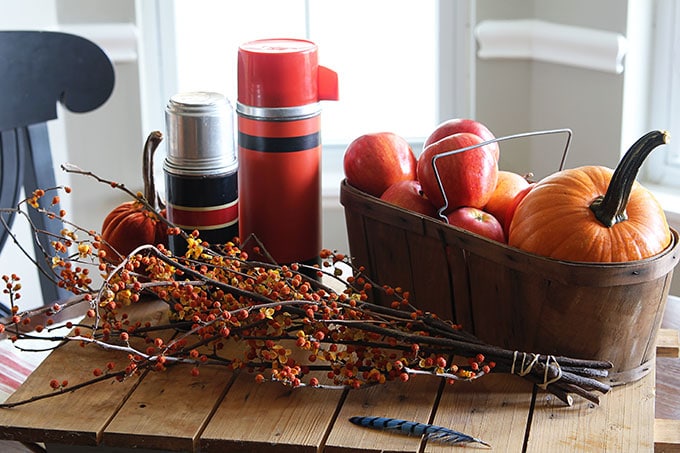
[101,131,168,263]
[508,130,671,262]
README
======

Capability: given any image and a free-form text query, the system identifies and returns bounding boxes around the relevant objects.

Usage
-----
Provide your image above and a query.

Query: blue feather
[349,416,491,448]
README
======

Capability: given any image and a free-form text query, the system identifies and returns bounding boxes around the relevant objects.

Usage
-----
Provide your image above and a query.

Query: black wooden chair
[0,31,115,316]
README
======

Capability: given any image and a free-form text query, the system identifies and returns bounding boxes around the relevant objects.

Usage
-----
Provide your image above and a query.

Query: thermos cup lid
[164,91,237,175]
[237,38,338,108]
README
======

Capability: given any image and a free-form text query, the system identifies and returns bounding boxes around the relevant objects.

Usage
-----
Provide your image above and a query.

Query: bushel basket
[340,179,678,385]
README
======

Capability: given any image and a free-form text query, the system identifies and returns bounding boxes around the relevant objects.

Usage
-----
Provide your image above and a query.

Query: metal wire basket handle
[431,128,573,221]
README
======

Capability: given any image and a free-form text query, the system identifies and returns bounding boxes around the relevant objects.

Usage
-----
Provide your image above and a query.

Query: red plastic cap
[238,38,338,108]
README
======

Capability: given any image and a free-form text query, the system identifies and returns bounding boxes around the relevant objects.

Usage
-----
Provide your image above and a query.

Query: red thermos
[236,38,338,266]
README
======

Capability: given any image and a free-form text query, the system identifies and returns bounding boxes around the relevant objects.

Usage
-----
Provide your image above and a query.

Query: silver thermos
[164,91,239,256]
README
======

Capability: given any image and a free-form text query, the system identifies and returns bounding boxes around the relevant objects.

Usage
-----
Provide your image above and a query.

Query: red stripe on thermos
[167,200,238,230]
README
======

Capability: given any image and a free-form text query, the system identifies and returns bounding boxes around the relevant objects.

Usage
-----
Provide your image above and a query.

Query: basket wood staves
[340,178,679,385]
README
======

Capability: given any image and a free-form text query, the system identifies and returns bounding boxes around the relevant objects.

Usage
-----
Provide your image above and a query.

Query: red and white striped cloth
[0,341,43,403]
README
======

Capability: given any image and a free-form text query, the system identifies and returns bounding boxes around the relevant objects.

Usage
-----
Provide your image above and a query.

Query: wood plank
[325,375,443,453]
[101,318,244,451]
[657,296,680,421]
[0,301,166,446]
[657,328,680,358]
[102,362,237,452]
[425,373,533,452]
[527,370,655,452]
[199,370,345,453]
[655,418,680,452]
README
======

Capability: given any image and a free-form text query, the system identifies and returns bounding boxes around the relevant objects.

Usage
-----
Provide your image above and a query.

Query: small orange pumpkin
[101,131,168,263]
[508,130,671,262]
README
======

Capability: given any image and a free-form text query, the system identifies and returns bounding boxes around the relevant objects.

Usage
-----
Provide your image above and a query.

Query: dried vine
[0,171,613,409]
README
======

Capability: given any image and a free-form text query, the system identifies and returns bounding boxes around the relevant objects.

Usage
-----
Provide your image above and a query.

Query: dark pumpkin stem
[142,131,164,210]
[589,130,669,227]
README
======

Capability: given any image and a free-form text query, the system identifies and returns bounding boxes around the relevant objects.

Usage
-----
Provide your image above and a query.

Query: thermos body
[165,169,238,254]
[237,107,322,265]
[236,38,338,266]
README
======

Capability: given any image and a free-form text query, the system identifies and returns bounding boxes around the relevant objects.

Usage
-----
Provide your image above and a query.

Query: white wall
[475,0,628,175]
[55,0,146,232]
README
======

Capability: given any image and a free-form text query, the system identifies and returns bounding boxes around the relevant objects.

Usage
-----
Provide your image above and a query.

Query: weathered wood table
[0,299,672,452]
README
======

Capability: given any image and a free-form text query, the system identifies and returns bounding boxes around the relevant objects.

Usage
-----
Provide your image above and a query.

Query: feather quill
[349,415,491,448]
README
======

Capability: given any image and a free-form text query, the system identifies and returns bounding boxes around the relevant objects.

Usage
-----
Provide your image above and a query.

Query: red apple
[417,132,498,211]
[343,132,416,197]
[446,207,505,243]
[504,183,535,237]
[380,180,438,217]
[484,171,531,228]
[424,118,499,161]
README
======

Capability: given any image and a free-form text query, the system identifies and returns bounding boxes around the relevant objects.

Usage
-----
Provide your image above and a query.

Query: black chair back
[0,31,115,315]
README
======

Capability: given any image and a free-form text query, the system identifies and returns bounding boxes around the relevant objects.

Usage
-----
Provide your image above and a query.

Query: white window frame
[645,0,680,187]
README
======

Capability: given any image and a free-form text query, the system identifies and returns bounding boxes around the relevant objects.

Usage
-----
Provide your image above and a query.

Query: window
[146,0,473,194]
[172,0,437,143]
[645,0,680,188]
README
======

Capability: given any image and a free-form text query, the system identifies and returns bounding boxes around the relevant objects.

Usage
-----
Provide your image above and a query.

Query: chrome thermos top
[164,91,237,176]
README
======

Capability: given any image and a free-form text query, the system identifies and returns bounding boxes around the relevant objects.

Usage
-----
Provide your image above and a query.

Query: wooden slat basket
[340,179,679,385]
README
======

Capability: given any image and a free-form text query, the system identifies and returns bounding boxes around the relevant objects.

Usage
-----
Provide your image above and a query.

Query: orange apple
[484,171,531,228]
[503,183,535,237]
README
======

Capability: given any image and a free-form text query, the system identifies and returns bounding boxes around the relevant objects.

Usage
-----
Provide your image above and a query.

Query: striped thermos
[236,38,338,267]
[164,91,239,257]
